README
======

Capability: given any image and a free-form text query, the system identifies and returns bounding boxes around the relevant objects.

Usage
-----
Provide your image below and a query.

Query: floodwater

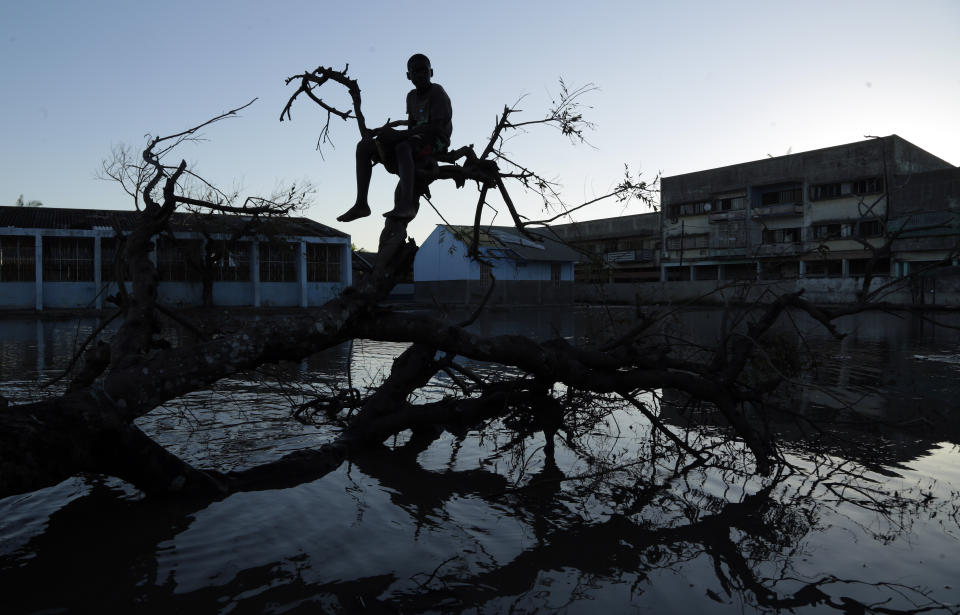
[1,307,959,614]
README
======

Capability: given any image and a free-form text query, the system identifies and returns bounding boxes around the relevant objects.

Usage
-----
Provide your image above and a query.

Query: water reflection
[1,308,959,613]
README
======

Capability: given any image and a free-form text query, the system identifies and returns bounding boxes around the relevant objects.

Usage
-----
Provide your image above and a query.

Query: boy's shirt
[406,83,452,152]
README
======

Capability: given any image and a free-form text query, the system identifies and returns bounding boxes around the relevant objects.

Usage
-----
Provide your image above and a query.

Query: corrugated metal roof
[0,206,347,238]
[443,225,579,263]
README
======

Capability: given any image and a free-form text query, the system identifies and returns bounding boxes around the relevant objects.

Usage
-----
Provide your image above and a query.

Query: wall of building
[0,283,35,309]
[414,227,473,281]
[574,270,960,306]
[1,228,351,311]
[158,282,203,308]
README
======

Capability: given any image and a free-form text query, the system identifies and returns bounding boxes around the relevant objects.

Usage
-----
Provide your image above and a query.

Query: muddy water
[1,307,958,613]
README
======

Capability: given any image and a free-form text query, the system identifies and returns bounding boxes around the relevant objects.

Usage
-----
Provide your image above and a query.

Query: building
[414,224,579,305]
[660,135,957,283]
[550,212,660,283]
[353,250,414,299]
[0,206,351,310]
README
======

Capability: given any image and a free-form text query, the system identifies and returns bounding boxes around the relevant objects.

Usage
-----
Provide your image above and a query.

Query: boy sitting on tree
[337,53,453,222]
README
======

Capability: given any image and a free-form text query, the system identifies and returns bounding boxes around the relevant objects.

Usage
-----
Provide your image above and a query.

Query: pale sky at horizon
[2,0,958,250]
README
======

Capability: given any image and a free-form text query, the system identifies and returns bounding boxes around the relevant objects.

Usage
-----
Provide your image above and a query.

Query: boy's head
[406,54,433,88]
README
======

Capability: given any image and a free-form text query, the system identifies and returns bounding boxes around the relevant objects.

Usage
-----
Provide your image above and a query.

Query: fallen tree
[0,66,887,503]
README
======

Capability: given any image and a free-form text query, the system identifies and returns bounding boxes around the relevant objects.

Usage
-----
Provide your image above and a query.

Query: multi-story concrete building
[549,213,661,283]
[659,135,956,282]
[0,206,351,311]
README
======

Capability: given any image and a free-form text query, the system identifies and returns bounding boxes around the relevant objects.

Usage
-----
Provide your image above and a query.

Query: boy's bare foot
[337,204,371,222]
[383,207,415,220]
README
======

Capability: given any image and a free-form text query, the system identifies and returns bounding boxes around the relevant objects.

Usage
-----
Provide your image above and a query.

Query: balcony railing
[708,209,746,222]
[751,203,803,218]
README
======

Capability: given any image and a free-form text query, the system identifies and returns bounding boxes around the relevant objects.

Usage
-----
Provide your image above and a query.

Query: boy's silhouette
[337,53,453,222]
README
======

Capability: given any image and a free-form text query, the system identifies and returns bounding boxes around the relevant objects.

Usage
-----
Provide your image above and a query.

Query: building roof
[443,225,580,263]
[661,135,956,203]
[0,206,348,238]
[549,212,660,242]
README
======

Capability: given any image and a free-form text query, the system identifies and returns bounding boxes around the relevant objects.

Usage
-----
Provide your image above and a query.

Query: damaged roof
[442,225,579,263]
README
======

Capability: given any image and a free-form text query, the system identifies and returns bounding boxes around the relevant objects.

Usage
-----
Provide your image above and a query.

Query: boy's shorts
[375,135,438,174]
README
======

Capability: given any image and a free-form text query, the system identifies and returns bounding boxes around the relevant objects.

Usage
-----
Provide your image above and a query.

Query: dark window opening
[762,227,801,244]
[213,243,251,281]
[719,196,746,211]
[810,177,884,201]
[857,219,884,238]
[158,237,202,282]
[259,242,298,283]
[0,235,36,282]
[43,237,94,282]
[306,243,342,282]
[849,258,890,277]
[805,260,843,278]
[760,188,802,206]
[480,262,492,288]
[812,223,848,240]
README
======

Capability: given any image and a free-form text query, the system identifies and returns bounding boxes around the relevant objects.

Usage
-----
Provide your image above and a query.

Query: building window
[761,227,801,244]
[158,237,202,282]
[667,234,710,250]
[719,196,746,211]
[810,177,884,201]
[0,235,36,281]
[306,243,341,282]
[857,219,884,238]
[760,188,803,206]
[551,263,562,287]
[805,260,843,278]
[849,258,890,277]
[213,243,251,281]
[716,223,745,248]
[259,242,297,282]
[480,262,492,288]
[811,223,851,240]
[43,237,94,282]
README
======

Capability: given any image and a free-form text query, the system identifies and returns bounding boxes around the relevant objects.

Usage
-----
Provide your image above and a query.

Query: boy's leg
[337,137,377,222]
[383,140,417,219]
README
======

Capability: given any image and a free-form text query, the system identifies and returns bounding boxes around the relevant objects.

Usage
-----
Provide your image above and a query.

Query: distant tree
[14,194,43,207]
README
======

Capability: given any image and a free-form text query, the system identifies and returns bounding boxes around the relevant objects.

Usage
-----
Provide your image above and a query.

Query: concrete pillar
[660,265,667,282]
[841,259,850,278]
[755,262,761,280]
[718,264,724,281]
[299,240,308,308]
[35,233,43,311]
[798,260,806,278]
[94,235,102,310]
[688,265,695,281]
[903,261,910,276]
[251,240,260,307]
[343,243,352,286]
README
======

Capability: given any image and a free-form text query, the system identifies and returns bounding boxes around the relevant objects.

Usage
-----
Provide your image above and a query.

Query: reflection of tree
[3,440,955,613]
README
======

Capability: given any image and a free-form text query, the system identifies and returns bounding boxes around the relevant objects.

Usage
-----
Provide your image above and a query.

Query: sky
[2,0,958,250]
